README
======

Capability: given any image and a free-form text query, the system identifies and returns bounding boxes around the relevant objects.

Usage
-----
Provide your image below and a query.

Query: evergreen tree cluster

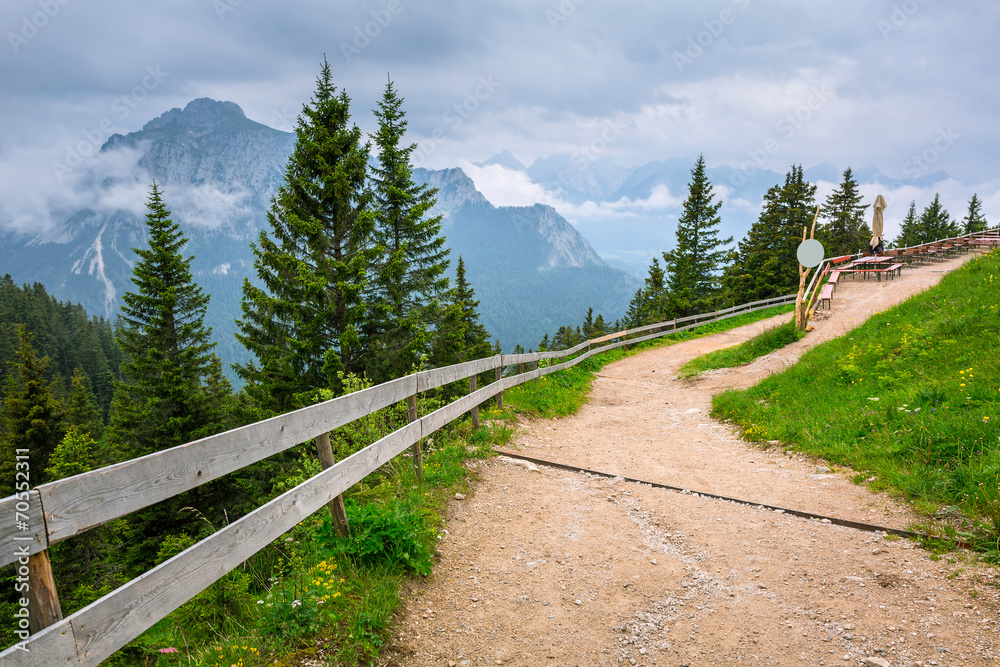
[893,193,988,248]
[236,61,491,413]
[0,275,119,420]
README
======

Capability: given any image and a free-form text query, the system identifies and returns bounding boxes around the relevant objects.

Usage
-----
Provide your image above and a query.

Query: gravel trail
[385,252,999,667]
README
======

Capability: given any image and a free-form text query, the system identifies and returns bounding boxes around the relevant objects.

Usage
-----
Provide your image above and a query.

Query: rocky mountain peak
[141,98,249,135]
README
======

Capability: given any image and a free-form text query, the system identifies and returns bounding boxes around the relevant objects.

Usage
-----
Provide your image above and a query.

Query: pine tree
[962,194,987,234]
[592,313,606,338]
[235,58,373,411]
[107,184,221,461]
[894,200,920,248]
[723,165,817,305]
[366,78,450,383]
[452,256,492,360]
[582,307,595,339]
[0,325,64,493]
[64,368,103,443]
[429,256,492,369]
[818,167,870,256]
[918,194,958,243]
[105,184,228,574]
[625,258,669,327]
[662,155,733,318]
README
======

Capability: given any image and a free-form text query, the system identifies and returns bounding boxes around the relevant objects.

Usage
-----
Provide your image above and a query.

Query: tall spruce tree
[107,184,231,574]
[918,194,958,243]
[366,78,450,382]
[662,155,732,317]
[894,200,920,248]
[818,167,870,256]
[625,257,669,327]
[107,183,221,461]
[451,256,492,361]
[723,165,817,304]
[962,194,987,234]
[235,59,373,410]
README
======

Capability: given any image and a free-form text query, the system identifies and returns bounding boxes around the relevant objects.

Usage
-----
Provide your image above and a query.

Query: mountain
[474,149,526,172]
[0,99,636,382]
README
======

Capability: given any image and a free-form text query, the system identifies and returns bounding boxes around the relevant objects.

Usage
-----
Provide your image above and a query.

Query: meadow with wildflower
[713,250,1000,557]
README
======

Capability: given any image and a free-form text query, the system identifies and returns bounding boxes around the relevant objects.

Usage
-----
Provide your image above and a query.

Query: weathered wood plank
[314,433,349,537]
[0,491,47,567]
[494,367,503,410]
[500,352,544,366]
[58,420,423,667]
[416,356,500,393]
[562,340,591,356]
[589,330,627,345]
[406,395,422,483]
[38,375,416,545]
[27,550,63,632]
[0,619,79,666]
[419,382,503,435]
[469,376,479,428]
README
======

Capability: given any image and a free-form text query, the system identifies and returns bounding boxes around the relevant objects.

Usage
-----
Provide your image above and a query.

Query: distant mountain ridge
[0,99,637,379]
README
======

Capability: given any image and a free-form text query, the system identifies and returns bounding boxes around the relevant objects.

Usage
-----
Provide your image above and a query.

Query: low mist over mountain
[0,99,637,378]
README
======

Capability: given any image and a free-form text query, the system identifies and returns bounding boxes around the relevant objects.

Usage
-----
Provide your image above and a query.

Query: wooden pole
[469,375,480,428]
[795,206,821,331]
[26,550,62,632]
[314,432,349,537]
[407,395,422,483]
[495,366,503,410]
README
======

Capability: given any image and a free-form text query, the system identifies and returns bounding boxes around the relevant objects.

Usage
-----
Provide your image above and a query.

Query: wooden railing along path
[0,293,797,666]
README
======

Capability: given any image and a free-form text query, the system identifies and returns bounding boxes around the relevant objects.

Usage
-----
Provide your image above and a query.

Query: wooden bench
[818,283,834,309]
[827,270,842,292]
[875,263,904,281]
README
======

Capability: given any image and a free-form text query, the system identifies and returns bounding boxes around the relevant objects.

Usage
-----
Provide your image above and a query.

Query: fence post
[315,432,350,537]
[26,549,62,633]
[407,394,422,483]
[495,364,504,410]
[469,375,480,428]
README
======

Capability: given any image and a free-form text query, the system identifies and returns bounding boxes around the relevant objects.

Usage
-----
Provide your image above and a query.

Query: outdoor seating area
[811,228,1000,315]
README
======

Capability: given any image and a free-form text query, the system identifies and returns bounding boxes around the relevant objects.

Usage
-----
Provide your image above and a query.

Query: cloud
[460,161,562,208]
[0,138,251,239]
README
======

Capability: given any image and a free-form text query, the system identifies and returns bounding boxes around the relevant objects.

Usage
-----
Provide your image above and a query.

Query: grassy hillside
[713,250,1000,557]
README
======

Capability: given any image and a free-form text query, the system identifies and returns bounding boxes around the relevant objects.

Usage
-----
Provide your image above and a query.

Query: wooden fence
[0,292,796,666]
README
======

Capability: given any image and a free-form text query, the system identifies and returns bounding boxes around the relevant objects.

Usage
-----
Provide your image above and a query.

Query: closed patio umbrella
[870,194,886,252]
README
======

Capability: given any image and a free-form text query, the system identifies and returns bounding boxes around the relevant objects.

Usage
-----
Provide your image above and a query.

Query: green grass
[505,302,795,418]
[713,251,1000,558]
[679,319,805,377]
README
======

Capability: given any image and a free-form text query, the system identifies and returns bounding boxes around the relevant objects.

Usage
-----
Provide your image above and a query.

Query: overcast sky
[2,0,998,248]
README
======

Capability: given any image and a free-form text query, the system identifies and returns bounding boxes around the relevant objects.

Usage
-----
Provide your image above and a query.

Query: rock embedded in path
[864,658,890,667]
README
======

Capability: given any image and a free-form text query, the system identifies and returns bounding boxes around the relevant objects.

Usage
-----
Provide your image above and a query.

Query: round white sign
[796,239,824,268]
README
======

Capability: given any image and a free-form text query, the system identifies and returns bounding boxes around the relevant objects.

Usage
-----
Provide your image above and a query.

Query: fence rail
[0,291,803,665]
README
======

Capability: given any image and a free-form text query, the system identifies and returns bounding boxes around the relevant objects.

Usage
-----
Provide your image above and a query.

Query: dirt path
[386,253,1000,667]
